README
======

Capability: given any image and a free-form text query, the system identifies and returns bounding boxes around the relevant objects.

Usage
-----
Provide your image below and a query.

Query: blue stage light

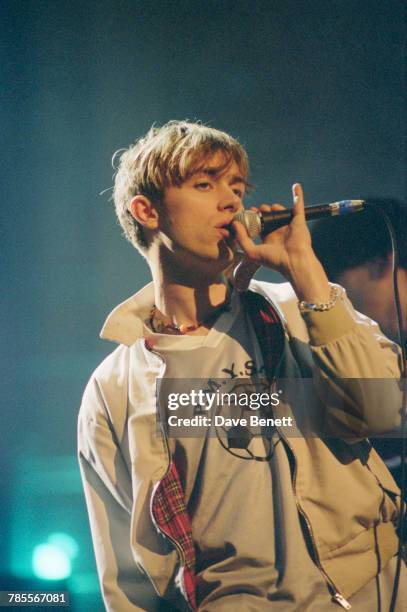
[32,543,72,580]
[32,532,79,581]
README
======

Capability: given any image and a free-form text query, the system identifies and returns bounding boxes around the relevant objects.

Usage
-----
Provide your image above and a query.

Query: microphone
[233,199,366,239]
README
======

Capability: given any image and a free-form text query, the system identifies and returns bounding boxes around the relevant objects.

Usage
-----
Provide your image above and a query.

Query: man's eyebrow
[229,174,247,185]
[196,168,247,184]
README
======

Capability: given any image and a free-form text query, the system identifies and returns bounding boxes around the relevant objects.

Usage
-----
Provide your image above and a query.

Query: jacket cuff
[300,299,357,346]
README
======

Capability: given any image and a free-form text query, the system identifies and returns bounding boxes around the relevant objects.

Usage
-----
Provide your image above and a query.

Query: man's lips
[216,226,231,238]
[215,221,236,239]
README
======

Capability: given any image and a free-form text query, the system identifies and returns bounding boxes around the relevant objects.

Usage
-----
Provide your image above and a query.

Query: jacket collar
[100,282,155,346]
[100,279,288,347]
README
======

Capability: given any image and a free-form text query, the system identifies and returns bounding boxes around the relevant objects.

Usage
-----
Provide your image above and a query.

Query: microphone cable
[366,203,407,612]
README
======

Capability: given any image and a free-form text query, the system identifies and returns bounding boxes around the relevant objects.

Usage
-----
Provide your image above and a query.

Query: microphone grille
[233,210,261,239]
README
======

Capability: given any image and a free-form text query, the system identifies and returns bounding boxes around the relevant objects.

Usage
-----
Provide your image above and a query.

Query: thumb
[292,183,306,220]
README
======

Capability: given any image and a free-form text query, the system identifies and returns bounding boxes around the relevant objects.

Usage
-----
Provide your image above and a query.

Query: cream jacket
[78,280,402,611]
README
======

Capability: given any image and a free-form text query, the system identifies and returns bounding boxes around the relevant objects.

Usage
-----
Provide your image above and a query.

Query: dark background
[2,1,406,609]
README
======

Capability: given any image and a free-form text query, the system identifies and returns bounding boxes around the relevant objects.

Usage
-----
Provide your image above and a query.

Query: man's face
[156,152,246,271]
[338,264,407,343]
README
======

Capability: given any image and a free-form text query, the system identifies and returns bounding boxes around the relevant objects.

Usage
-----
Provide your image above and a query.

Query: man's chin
[189,241,235,265]
[167,240,237,275]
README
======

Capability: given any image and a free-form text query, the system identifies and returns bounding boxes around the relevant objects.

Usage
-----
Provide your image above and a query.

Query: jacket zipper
[280,427,352,609]
[146,344,194,611]
[149,438,193,610]
[262,300,353,612]
[251,288,351,608]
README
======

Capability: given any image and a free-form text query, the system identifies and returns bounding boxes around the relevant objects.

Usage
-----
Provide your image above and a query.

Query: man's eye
[233,189,244,198]
[196,182,211,190]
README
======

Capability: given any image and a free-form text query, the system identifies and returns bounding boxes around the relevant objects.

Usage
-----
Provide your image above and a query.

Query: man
[311,202,407,493]
[78,121,405,611]
[311,199,407,345]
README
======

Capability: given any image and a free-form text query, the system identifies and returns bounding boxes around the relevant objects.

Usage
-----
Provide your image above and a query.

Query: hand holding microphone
[234,199,365,239]
[232,184,364,295]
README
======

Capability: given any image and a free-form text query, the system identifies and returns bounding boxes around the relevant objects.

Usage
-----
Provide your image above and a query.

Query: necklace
[149,299,231,335]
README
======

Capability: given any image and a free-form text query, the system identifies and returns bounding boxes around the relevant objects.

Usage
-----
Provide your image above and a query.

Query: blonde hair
[112,120,249,255]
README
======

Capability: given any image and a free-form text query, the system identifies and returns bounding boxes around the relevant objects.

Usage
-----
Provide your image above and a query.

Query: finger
[292,183,305,218]
[232,221,259,261]
[258,203,286,212]
[269,203,286,211]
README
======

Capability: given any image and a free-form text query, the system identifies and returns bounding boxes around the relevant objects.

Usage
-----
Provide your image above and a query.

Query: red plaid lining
[243,291,285,382]
[151,461,197,610]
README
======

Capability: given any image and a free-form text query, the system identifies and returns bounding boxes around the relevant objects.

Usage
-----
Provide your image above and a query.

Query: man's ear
[366,256,390,280]
[130,195,159,230]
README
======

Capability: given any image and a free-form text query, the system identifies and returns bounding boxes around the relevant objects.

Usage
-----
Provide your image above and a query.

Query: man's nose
[218,187,242,213]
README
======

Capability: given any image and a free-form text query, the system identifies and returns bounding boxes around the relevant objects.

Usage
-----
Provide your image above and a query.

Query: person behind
[311,201,407,491]
[311,199,407,344]
[78,121,405,611]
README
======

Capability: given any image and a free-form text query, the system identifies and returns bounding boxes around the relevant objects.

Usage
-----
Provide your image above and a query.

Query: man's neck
[153,275,229,330]
[149,255,230,331]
